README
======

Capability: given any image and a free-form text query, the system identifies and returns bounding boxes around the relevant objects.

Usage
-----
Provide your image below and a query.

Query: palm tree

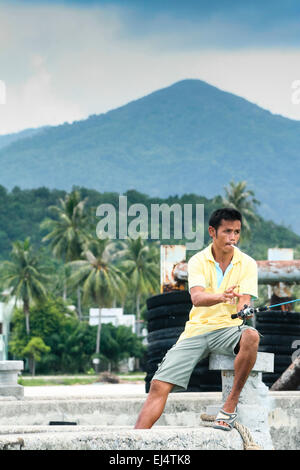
[221,180,260,238]
[119,237,160,336]
[41,190,90,318]
[0,238,48,335]
[67,238,126,355]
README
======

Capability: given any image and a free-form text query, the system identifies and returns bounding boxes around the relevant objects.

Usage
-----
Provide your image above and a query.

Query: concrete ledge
[0,392,299,449]
[0,361,24,371]
[0,393,222,427]
[209,352,274,373]
[0,385,23,400]
[0,425,244,450]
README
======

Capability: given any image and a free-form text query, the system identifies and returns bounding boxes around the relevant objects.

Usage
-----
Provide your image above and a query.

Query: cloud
[0,1,299,134]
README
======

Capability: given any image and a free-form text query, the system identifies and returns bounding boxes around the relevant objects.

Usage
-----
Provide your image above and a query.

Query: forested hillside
[0,79,299,234]
[0,185,299,262]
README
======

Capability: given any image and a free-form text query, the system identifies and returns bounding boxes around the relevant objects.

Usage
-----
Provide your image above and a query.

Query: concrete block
[208,352,275,449]
[0,425,244,450]
[0,385,24,400]
[0,361,24,399]
[209,352,274,373]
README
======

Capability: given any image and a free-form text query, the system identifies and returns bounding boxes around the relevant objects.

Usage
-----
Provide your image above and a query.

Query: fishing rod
[231,298,300,325]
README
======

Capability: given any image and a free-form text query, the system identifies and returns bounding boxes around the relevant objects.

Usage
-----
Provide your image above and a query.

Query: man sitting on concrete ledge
[135,208,260,431]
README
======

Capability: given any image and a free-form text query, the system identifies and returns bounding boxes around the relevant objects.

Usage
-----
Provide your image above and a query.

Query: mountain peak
[0,79,299,234]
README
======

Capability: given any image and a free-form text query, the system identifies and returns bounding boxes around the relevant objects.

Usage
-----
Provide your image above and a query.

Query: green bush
[9,296,145,374]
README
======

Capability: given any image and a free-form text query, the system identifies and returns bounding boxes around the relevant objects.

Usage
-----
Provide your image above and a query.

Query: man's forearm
[191,291,223,307]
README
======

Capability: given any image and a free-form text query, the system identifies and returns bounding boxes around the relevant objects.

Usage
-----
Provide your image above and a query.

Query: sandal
[213,408,238,431]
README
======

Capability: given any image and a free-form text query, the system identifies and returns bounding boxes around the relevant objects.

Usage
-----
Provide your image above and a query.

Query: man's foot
[213,406,237,431]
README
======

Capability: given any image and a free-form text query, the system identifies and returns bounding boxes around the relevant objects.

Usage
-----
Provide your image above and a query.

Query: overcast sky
[0,0,300,134]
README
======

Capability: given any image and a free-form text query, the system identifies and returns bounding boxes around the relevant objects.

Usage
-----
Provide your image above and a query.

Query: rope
[200,413,262,450]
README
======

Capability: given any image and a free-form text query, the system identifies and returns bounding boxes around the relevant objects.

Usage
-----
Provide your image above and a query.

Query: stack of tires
[255,310,300,388]
[144,291,222,393]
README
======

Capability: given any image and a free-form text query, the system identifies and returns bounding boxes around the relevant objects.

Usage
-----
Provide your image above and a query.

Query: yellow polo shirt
[177,244,258,341]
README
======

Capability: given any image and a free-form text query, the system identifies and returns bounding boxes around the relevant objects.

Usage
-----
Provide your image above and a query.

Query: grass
[18,372,146,386]
[18,377,98,386]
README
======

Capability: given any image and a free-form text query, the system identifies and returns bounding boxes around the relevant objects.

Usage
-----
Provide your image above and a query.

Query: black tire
[255,311,300,323]
[255,323,300,335]
[262,372,281,386]
[274,354,293,367]
[273,364,291,374]
[147,327,185,343]
[186,384,222,392]
[146,303,191,322]
[189,371,221,386]
[145,353,165,363]
[194,357,210,368]
[144,363,160,375]
[259,334,300,346]
[147,315,188,332]
[147,291,191,310]
[147,338,179,356]
[258,344,296,355]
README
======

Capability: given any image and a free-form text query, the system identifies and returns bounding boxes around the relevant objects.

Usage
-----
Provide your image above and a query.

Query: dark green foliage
[9,296,144,374]
[0,186,299,263]
[0,185,65,260]
[100,323,145,368]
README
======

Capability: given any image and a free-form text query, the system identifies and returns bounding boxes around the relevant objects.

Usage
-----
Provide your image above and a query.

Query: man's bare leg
[134,379,174,429]
[216,328,260,428]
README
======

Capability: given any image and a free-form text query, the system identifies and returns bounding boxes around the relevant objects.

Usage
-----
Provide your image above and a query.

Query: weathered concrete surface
[209,352,275,450]
[0,391,299,449]
[0,425,244,450]
[268,392,300,451]
[210,352,274,373]
[0,393,221,427]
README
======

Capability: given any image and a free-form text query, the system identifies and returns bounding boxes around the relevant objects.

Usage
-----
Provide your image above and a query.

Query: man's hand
[190,286,250,309]
[220,285,241,304]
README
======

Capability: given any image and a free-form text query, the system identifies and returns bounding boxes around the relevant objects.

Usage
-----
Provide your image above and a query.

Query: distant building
[89,308,136,333]
[0,298,16,360]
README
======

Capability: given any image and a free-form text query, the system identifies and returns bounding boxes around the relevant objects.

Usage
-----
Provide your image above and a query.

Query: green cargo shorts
[152,325,258,392]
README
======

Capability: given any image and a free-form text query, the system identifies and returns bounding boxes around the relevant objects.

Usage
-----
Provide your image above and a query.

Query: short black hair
[209,208,242,232]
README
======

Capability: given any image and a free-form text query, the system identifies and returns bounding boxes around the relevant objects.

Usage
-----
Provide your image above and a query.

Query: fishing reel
[231,304,268,325]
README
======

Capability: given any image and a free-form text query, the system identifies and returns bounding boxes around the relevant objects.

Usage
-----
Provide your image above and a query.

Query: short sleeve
[239,258,258,299]
[188,255,206,292]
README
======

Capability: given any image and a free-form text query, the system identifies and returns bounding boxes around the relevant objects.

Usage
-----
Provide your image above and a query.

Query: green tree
[9,296,96,374]
[67,238,126,356]
[119,238,160,335]
[100,323,145,371]
[21,337,50,376]
[0,238,49,335]
[220,180,260,239]
[41,190,90,318]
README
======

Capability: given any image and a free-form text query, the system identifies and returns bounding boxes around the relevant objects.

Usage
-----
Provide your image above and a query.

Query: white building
[0,298,16,360]
[89,308,136,333]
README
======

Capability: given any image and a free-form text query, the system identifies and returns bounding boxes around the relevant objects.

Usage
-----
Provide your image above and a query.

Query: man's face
[208,219,241,252]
